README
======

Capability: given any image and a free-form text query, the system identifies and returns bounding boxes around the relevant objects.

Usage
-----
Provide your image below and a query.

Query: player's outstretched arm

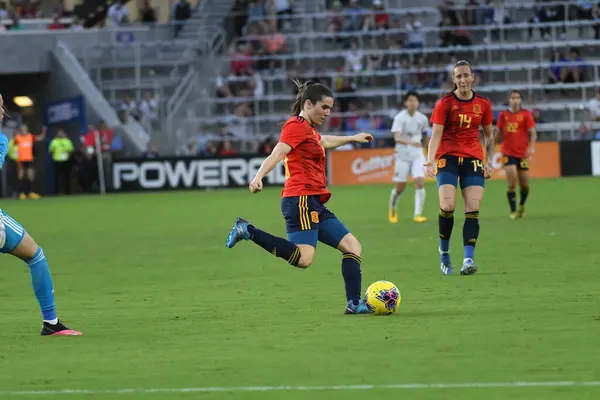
[424,124,443,178]
[249,142,292,193]
[320,133,373,149]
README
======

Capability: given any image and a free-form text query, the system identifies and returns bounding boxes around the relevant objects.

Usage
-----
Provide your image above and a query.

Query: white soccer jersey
[391,110,429,161]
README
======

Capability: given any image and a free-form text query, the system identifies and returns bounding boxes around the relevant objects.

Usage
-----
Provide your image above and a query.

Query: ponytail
[291,78,313,116]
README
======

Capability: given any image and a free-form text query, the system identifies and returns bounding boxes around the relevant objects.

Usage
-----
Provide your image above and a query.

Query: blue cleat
[460,258,478,276]
[344,299,372,315]
[439,247,453,275]
[226,217,251,248]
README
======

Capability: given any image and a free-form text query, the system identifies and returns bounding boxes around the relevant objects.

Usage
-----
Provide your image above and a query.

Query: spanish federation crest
[473,104,481,114]
[517,115,524,122]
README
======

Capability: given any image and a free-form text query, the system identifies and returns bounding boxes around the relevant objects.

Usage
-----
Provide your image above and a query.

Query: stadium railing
[233,18,599,55]
[182,96,597,147]
[210,58,600,102]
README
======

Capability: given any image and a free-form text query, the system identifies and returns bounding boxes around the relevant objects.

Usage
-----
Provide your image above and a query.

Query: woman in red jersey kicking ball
[226,79,374,314]
[424,60,495,276]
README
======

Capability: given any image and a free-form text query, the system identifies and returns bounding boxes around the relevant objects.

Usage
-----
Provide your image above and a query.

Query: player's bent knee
[337,233,361,257]
[296,244,315,269]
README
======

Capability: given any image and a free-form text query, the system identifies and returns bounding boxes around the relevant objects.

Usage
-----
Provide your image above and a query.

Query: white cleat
[460,258,478,276]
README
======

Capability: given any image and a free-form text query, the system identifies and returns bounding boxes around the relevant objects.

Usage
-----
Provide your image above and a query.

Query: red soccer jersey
[497,109,535,158]
[279,116,331,203]
[430,92,493,160]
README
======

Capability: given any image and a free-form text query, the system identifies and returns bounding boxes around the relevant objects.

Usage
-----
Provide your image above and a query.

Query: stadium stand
[172,0,600,156]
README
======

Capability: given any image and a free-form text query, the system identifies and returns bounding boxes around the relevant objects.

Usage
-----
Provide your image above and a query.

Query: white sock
[44,318,58,325]
[415,188,425,216]
[390,188,399,209]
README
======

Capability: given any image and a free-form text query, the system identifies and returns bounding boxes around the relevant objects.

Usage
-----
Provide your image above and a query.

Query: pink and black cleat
[41,320,82,336]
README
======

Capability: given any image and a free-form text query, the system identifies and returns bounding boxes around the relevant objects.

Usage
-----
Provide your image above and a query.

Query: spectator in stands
[372,0,389,30]
[259,136,276,155]
[273,0,293,30]
[192,125,218,156]
[108,0,129,27]
[263,19,287,72]
[247,0,266,24]
[230,41,254,76]
[365,38,383,85]
[562,48,586,83]
[415,55,439,89]
[438,16,456,46]
[439,0,464,26]
[9,14,24,30]
[325,103,343,132]
[531,108,543,124]
[15,0,40,18]
[344,102,359,134]
[98,121,114,152]
[173,0,191,35]
[586,88,600,121]
[216,70,234,98]
[362,0,388,31]
[548,49,566,84]
[139,92,159,131]
[204,141,219,157]
[47,13,65,30]
[399,58,418,91]
[141,144,159,159]
[140,0,157,25]
[366,102,386,134]
[70,16,84,31]
[345,40,364,75]
[336,77,357,112]
[342,0,364,32]
[469,0,494,25]
[120,95,139,121]
[249,70,264,97]
[592,4,600,40]
[384,37,402,69]
[328,0,345,40]
[0,2,8,20]
[405,13,425,49]
[219,140,237,156]
[484,0,510,43]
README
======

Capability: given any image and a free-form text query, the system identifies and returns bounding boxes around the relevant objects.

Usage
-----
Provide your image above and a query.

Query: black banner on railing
[111,155,286,192]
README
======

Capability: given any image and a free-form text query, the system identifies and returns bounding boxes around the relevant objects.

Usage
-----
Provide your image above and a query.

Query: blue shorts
[436,155,485,190]
[503,155,530,171]
[0,210,26,254]
[281,195,350,248]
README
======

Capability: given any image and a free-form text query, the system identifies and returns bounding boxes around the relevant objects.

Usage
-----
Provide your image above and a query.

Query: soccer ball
[364,280,401,315]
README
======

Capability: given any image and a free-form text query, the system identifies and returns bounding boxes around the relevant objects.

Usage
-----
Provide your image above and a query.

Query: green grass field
[0,178,599,399]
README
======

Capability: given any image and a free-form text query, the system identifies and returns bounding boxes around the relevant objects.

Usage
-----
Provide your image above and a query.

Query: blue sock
[463,211,480,260]
[341,253,362,305]
[464,246,475,259]
[26,247,56,321]
[439,209,454,253]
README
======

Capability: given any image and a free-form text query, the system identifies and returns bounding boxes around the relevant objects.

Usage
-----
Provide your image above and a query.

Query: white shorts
[393,152,426,183]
